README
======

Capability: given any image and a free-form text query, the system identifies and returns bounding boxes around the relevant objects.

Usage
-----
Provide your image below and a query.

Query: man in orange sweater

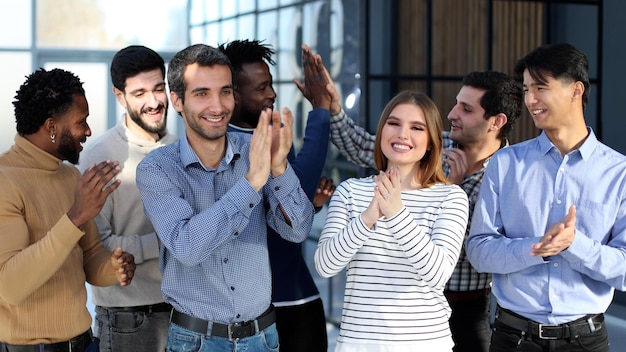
[0,68,135,352]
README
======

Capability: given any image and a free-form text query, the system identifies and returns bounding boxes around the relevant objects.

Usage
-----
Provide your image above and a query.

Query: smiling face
[380,103,429,171]
[171,63,235,144]
[54,94,91,164]
[447,86,493,146]
[233,61,276,128]
[115,68,168,140]
[523,69,578,131]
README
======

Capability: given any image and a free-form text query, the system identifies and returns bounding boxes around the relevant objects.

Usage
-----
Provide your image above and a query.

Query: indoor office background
[1,0,625,337]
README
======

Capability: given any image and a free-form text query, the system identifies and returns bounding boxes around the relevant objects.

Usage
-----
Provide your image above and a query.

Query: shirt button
[556,200,562,204]
[234,232,239,236]
[249,203,254,208]
[274,186,280,191]
[223,258,228,263]
[230,286,235,291]
[236,314,241,319]
[554,262,559,267]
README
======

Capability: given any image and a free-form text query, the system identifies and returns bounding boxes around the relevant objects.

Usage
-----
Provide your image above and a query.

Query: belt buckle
[538,324,560,340]
[227,320,257,340]
[227,322,247,340]
[227,323,237,340]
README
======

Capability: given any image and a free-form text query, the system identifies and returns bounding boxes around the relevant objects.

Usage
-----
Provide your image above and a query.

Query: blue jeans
[166,322,279,352]
[94,305,170,352]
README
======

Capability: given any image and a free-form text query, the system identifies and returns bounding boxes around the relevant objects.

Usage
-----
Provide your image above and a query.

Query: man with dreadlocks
[219,40,332,352]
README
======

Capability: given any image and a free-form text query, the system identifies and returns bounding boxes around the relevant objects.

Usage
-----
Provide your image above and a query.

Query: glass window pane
[190,0,207,25]
[259,0,278,12]
[0,52,32,153]
[0,0,31,48]
[190,26,206,44]
[221,0,237,18]
[257,12,278,46]
[239,0,255,13]
[277,7,299,80]
[43,62,109,146]
[204,23,220,47]
[431,81,461,131]
[238,14,256,40]
[37,0,188,52]
[202,0,220,22]
[220,20,237,44]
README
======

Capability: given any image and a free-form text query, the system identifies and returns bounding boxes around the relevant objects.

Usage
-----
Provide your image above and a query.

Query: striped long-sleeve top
[315,176,468,349]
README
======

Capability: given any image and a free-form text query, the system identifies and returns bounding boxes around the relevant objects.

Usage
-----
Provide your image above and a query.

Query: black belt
[105,302,172,314]
[170,305,276,340]
[2,330,92,352]
[496,306,604,340]
[444,288,490,302]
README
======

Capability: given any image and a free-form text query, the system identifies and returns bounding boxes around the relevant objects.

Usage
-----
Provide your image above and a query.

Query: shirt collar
[179,132,240,169]
[537,127,597,160]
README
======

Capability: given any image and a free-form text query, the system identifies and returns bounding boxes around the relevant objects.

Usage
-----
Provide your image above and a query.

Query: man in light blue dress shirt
[136,44,313,352]
[467,43,625,351]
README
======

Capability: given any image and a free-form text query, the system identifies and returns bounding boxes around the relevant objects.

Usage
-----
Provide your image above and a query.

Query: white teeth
[532,109,544,115]
[392,143,410,150]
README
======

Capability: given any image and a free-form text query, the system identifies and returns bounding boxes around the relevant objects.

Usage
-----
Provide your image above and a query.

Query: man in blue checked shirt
[136,44,313,352]
[467,43,625,352]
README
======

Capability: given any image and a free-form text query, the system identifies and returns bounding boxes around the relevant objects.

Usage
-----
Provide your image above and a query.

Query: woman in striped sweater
[315,90,469,351]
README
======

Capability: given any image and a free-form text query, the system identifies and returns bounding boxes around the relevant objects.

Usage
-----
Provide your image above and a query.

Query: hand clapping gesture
[246,107,294,191]
[361,167,403,228]
[68,160,121,230]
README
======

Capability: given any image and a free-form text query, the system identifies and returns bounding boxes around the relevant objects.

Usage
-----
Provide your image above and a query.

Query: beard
[127,102,168,135]
[57,129,82,165]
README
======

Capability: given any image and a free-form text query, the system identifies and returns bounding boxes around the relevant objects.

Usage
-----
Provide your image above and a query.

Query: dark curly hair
[13,68,85,136]
[218,39,275,89]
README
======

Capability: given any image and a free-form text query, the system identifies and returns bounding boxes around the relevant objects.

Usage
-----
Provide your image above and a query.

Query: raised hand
[313,176,336,208]
[110,247,135,286]
[443,148,469,184]
[294,44,332,110]
[374,167,403,218]
[246,109,273,191]
[270,107,294,177]
[68,160,121,229]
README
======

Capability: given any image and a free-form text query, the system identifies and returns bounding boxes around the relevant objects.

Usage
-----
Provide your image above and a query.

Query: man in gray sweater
[78,45,177,352]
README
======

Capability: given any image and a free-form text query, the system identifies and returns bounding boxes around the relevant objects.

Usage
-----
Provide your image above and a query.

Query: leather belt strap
[106,302,172,314]
[444,288,490,302]
[170,305,275,340]
[2,329,92,352]
[496,306,604,340]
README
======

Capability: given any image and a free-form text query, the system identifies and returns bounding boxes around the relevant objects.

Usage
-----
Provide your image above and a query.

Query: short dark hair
[167,44,232,103]
[110,45,165,91]
[462,71,523,141]
[13,68,85,136]
[218,39,275,88]
[514,43,590,109]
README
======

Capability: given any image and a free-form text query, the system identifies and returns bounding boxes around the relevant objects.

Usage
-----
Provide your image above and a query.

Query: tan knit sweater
[0,135,117,344]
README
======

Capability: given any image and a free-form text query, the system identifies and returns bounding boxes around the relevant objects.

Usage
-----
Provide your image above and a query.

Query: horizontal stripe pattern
[315,177,468,344]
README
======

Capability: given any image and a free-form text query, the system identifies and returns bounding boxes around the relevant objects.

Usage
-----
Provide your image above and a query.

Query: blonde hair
[373,90,448,188]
